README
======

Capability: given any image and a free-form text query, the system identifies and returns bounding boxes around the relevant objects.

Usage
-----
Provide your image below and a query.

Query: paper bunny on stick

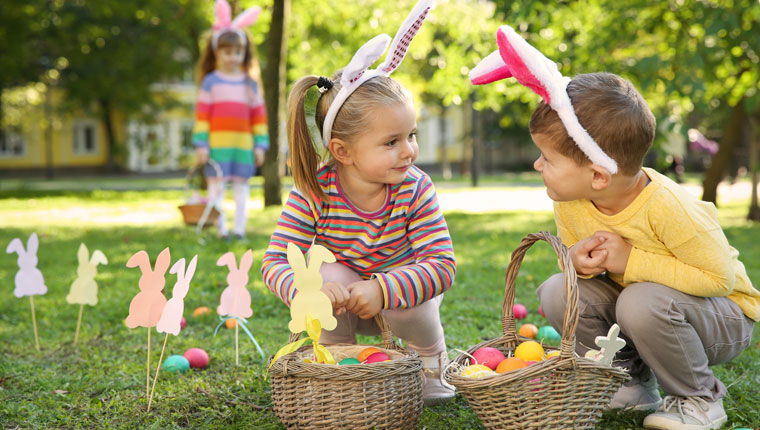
[211,0,261,50]
[217,250,253,319]
[125,248,170,328]
[6,233,47,298]
[286,242,337,333]
[469,25,618,174]
[66,243,108,306]
[321,0,435,146]
[585,323,627,366]
[156,255,197,336]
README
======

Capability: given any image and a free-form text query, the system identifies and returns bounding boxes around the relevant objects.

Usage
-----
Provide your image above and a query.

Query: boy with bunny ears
[471,26,759,429]
[262,0,458,406]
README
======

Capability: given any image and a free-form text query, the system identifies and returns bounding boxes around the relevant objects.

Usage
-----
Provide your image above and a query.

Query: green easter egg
[537,326,561,342]
[338,357,361,365]
[163,355,190,374]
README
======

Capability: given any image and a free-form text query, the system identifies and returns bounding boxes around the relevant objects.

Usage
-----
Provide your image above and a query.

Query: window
[0,130,27,157]
[73,120,99,155]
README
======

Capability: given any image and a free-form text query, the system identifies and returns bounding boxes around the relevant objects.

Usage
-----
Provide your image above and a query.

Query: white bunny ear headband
[211,0,262,51]
[470,25,618,174]
[320,0,435,147]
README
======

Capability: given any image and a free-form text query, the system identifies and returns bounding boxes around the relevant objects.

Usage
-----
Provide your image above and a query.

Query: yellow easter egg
[515,341,545,362]
[545,350,560,359]
[462,364,497,379]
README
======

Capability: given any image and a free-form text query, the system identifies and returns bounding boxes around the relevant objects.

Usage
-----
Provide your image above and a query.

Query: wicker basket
[443,231,630,429]
[268,314,424,429]
[178,160,222,227]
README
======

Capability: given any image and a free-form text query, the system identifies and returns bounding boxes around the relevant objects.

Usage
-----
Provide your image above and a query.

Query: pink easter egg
[538,306,545,318]
[180,317,187,329]
[184,347,209,369]
[472,347,507,370]
[364,351,391,363]
[513,304,528,319]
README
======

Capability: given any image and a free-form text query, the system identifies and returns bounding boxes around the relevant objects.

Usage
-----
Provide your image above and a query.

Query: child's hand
[346,279,384,320]
[591,231,632,275]
[196,147,209,164]
[320,282,350,316]
[570,235,608,276]
[254,148,266,168]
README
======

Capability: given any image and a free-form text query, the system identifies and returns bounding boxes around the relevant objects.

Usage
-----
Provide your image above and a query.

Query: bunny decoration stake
[217,249,253,365]
[125,247,170,401]
[286,242,337,334]
[149,255,197,412]
[6,232,47,351]
[584,323,627,366]
[66,243,108,344]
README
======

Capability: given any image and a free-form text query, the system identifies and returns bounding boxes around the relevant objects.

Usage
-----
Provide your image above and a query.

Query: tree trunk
[470,99,480,187]
[99,98,118,172]
[439,106,451,179]
[262,0,289,207]
[748,117,759,222]
[702,100,745,204]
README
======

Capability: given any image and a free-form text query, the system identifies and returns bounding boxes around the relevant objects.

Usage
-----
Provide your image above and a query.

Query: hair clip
[317,76,333,94]
[470,25,618,174]
[320,0,435,147]
[211,0,262,51]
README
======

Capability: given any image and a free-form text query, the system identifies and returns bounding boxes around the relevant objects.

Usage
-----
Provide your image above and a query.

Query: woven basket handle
[501,231,579,361]
[287,313,400,350]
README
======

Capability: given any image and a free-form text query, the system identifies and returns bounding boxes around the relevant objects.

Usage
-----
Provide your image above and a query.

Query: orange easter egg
[518,323,538,339]
[495,357,528,373]
[193,306,211,317]
[515,341,545,362]
[225,318,237,328]
[358,347,382,362]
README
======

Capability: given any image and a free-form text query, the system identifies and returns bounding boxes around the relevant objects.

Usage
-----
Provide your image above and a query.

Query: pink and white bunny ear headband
[211,0,262,51]
[470,25,618,174]
[321,0,435,147]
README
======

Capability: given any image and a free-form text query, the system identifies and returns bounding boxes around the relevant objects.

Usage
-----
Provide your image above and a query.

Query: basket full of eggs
[268,313,424,430]
[443,232,630,429]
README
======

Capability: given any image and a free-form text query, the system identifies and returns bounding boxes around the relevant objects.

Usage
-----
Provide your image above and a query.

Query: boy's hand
[254,148,266,168]
[570,235,608,276]
[346,279,384,320]
[320,282,350,316]
[196,147,209,164]
[592,231,632,275]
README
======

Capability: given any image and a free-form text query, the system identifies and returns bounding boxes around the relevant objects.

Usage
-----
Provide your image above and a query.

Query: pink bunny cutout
[217,249,253,319]
[125,248,170,328]
[469,25,618,174]
[6,233,47,298]
[156,255,197,336]
[321,0,435,146]
[211,0,262,50]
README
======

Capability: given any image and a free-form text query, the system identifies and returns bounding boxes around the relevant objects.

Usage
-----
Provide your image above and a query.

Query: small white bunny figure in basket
[286,242,337,333]
[585,323,626,366]
[125,248,170,328]
[66,243,108,306]
[157,255,197,336]
[6,233,47,298]
[217,250,253,319]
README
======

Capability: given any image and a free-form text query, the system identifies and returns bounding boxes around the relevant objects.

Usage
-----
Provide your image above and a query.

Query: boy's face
[532,133,591,201]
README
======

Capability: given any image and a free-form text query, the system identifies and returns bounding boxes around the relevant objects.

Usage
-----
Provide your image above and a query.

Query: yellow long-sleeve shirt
[554,167,760,321]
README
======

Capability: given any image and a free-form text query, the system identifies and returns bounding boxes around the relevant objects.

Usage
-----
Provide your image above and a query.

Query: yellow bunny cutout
[286,242,337,333]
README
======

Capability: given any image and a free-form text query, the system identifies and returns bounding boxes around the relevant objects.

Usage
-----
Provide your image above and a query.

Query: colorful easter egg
[518,323,538,338]
[192,306,211,317]
[180,317,187,329]
[162,355,190,374]
[545,350,561,359]
[364,351,391,363]
[495,357,528,373]
[513,304,528,319]
[184,348,209,369]
[358,347,382,362]
[537,326,561,342]
[471,347,506,370]
[338,357,360,365]
[462,364,496,379]
[225,318,237,328]
[515,341,545,362]
[538,306,545,318]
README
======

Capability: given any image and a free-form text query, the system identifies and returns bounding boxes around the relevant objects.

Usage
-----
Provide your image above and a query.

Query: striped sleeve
[248,81,269,149]
[192,77,212,148]
[373,175,456,309]
[261,187,319,306]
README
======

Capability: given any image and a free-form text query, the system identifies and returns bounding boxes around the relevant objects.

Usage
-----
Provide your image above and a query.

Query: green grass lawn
[1,184,758,429]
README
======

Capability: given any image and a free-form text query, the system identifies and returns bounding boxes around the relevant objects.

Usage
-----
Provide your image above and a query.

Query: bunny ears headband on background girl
[211,0,262,50]
[469,25,619,174]
[320,0,435,147]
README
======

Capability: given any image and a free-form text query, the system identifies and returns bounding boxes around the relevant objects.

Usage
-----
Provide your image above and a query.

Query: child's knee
[537,273,567,314]
[320,262,362,285]
[616,283,672,336]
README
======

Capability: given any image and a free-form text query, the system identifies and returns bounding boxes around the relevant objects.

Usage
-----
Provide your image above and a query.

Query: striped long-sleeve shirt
[192,71,268,180]
[261,164,456,309]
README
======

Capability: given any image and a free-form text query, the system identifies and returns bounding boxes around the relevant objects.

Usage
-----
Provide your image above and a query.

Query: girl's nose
[533,157,543,172]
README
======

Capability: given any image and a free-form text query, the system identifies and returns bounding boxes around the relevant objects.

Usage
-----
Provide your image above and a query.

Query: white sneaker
[608,372,662,411]
[643,395,727,430]
[421,351,456,406]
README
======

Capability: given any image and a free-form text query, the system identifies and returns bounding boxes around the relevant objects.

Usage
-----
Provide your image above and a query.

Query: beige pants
[537,273,755,401]
[318,262,447,357]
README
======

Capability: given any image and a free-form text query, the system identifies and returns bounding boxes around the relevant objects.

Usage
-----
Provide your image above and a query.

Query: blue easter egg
[163,355,190,374]
[537,326,561,342]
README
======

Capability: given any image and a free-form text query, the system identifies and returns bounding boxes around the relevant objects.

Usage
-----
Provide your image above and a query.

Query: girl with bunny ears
[192,0,269,241]
[261,0,457,406]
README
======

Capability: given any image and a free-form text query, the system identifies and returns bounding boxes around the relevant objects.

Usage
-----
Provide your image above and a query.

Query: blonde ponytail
[286,76,326,203]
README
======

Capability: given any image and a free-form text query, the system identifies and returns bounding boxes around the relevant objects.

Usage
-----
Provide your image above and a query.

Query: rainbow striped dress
[192,71,269,180]
[261,164,456,310]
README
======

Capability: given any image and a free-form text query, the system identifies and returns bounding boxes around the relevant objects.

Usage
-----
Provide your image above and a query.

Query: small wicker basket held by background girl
[444,231,630,429]
[268,313,423,430]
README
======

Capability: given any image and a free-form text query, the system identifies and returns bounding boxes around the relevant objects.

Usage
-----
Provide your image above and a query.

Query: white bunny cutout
[217,249,253,319]
[321,0,435,146]
[6,233,47,298]
[66,243,108,306]
[584,323,627,366]
[286,242,337,333]
[469,25,619,174]
[211,0,262,50]
[156,255,197,336]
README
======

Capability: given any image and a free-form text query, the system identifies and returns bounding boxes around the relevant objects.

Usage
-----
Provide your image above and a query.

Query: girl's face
[216,45,244,74]
[343,100,419,185]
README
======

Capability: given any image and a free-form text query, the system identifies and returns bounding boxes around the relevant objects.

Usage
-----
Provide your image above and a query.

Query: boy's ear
[590,164,612,191]
[328,138,353,165]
